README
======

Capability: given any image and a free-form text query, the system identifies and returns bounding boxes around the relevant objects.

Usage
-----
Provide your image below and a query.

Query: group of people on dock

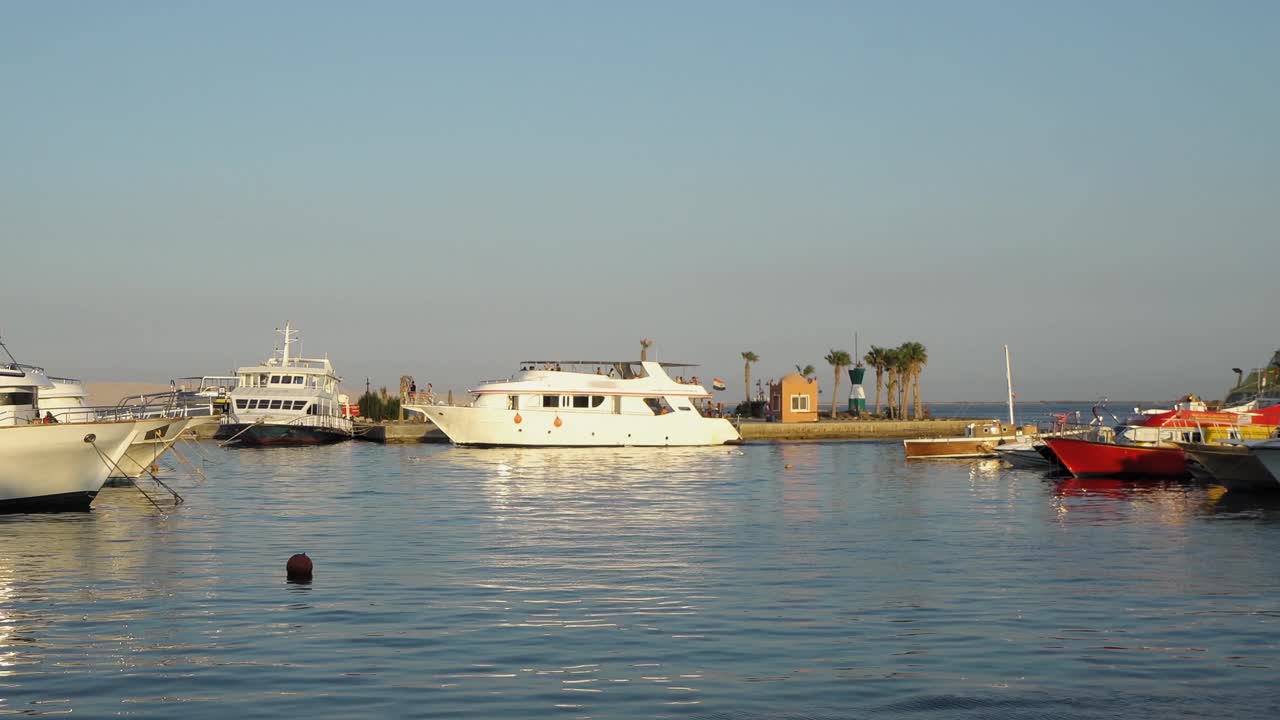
[405,380,433,405]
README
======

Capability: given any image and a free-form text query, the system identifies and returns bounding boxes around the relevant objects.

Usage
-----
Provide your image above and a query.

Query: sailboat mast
[1004,345,1015,425]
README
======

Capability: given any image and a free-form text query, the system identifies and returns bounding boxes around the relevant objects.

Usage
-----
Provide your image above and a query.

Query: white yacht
[405,360,740,447]
[29,369,221,479]
[0,357,174,510]
[218,322,353,446]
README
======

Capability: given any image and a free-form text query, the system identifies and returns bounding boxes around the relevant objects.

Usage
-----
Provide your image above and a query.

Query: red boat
[1044,404,1280,479]
[1043,436,1190,478]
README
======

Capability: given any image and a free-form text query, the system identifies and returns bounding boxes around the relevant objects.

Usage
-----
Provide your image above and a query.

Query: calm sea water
[2,440,1280,718]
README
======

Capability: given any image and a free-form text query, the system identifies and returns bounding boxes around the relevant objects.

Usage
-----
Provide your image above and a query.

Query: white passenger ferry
[405,360,740,447]
[218,322,353,446]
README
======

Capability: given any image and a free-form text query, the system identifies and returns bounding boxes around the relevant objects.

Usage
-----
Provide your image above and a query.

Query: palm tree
[894,348,912,419]
[824,349,852,419]
[741,351,759,405]
[882,347,901,418]
[897,341,928,419]
[863,346,888,415]
[795,364,815,379]
[639,338,653,362]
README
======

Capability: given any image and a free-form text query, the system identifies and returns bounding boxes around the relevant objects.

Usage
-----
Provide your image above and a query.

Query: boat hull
[903,437,1010,459]
[1251,445,1280,489]
[995,446,1056,469]
[1181,443,1279,493]
[408,406,741,447]
[219,423,351,446]
[1043,437,1189,479]
[111,416,221,478]
[0,418,173,511]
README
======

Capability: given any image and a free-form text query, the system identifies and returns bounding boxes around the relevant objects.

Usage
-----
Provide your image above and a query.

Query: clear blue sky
[2,1,1276,401]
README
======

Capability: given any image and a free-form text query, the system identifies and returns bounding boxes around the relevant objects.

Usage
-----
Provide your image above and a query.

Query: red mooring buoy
[287,553,313,582]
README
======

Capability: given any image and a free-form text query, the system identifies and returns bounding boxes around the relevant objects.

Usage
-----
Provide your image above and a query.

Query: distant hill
[85,382,171,407]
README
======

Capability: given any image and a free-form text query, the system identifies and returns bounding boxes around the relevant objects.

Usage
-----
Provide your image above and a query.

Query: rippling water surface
[3,440,1280,718]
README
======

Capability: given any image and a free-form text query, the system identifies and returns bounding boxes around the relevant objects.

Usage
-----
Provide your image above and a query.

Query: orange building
[769,373,819,423]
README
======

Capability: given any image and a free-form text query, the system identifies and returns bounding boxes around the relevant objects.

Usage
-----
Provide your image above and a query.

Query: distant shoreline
[926,400,1153,405]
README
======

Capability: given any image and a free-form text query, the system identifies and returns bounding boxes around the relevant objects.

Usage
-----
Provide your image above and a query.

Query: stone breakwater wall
[738,418,992,442]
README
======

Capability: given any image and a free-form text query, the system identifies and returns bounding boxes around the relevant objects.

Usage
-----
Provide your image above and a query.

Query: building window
[790,394,810,412]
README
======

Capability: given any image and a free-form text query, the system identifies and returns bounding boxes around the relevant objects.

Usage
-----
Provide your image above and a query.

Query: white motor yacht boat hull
[408,360,740,448]
[0,418,175,511]
[416,405,740,447]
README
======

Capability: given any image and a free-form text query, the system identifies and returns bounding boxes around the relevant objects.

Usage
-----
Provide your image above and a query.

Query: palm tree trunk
[744,364,751,406]
[913,370,923,419]
[886,370,896,419]
[832,369,842,419]
[897,373,907,419]
[873,368,883,415]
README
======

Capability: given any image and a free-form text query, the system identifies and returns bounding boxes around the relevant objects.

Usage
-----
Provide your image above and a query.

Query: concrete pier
[738,418,992,442]
[354,420,448,444]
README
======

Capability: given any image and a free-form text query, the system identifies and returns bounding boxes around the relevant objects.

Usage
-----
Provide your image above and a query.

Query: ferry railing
[280,413,354,435]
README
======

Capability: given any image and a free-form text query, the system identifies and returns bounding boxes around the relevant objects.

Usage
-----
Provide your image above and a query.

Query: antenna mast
[278,321,297,367]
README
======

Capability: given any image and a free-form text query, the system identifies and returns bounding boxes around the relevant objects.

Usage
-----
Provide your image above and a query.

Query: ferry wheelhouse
[219,322,352,446]
[405,360,740,447]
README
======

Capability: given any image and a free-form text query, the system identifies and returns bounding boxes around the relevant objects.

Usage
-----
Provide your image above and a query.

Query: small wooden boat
[904,420,1033,459]
[903,344,1033,460]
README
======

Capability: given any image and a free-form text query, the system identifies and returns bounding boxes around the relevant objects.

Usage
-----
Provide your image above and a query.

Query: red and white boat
[1045,405,1280,479]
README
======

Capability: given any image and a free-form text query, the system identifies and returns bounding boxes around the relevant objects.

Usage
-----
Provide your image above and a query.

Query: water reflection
[0,441,1277,718]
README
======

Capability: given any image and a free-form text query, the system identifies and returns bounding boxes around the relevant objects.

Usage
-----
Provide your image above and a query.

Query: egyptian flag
[712,378,726,391]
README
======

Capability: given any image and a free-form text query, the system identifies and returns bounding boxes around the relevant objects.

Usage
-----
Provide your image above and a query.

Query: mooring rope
[86,432,184,510]
[218,418,267,447]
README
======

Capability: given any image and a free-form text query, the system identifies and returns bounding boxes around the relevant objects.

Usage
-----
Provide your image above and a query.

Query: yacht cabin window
[0,391,35,407]
[572,395,590,409]
[542,395,559,408]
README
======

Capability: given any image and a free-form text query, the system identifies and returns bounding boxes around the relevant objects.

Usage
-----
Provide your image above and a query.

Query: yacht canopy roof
[520,360,700,368]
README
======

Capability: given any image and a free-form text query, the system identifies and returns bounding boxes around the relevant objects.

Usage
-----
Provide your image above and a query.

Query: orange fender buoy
[514,413,522,424]
[553,416,562,428]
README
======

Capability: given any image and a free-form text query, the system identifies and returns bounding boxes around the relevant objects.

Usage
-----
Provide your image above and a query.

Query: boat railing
[281,413,354,435]
[403,391,445,405]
